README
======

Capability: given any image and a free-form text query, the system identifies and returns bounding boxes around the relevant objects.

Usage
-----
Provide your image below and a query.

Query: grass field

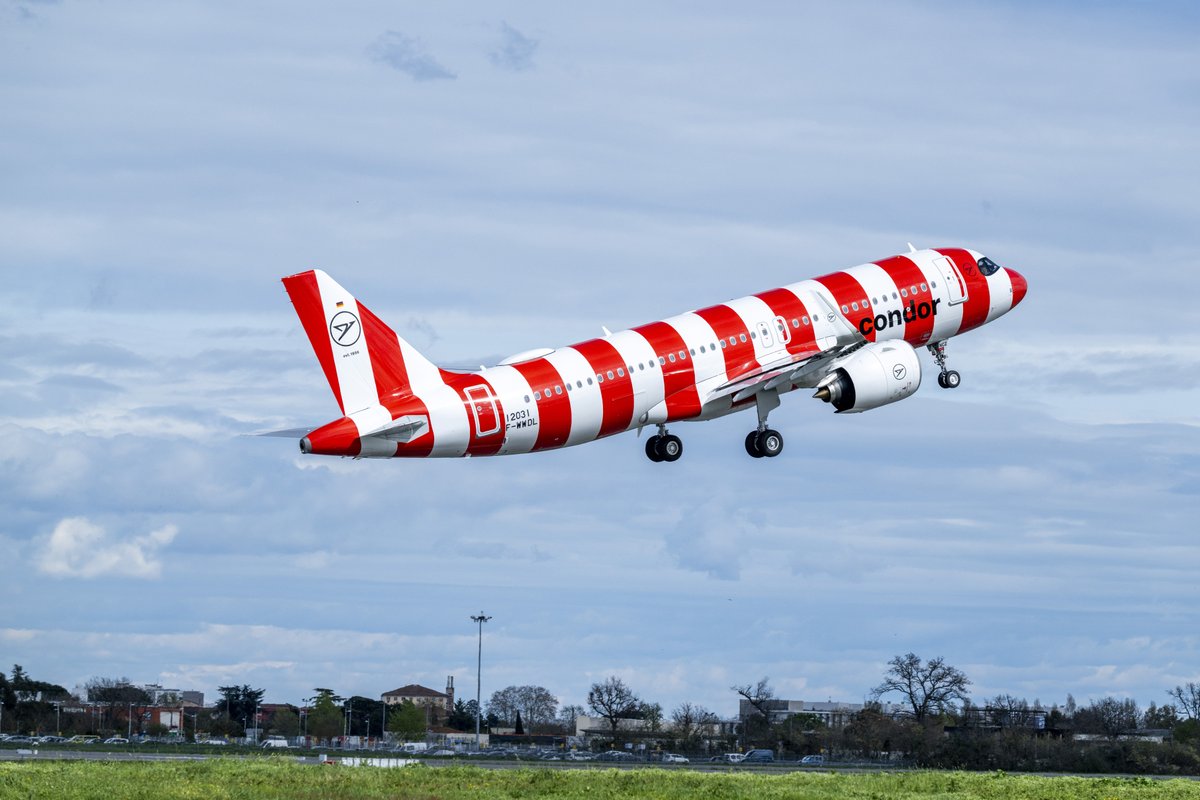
[3,761,1200,800]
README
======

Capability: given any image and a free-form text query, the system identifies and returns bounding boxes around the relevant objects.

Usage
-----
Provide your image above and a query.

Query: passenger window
[689,348,696,356]
[729,337,736,346]
[791,318,799,328]
[802,316,809,325]
[900,288,908,297]
[638,363,645,370]
[851,302,859,311]
[910,286,917,294]
[659,356,666,365]
[668,353,676,363]
[555,385,562,395]
[524,395,530,403]
[577,380,582,388]
[739,334,747,343]
[920,283,927,292]
[597,374,604,383]
[534,391,541,400]
[841,305,849,313]
[699,345,706,353]
[679,351,686,359]
[606,370,614,379]
[617,368,625,377]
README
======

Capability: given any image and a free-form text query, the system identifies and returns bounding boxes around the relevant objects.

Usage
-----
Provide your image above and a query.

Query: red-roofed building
[381,677,454,725]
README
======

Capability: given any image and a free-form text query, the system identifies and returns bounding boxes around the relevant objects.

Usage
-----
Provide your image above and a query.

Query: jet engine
[813,340,921,413]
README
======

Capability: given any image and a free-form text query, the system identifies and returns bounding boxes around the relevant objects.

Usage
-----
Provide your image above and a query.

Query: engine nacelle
[813,340,922,413]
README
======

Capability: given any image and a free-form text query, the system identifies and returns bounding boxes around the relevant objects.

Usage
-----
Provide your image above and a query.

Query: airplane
[278,246,1025,462]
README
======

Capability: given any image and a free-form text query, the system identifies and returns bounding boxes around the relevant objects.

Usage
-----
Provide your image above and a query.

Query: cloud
[489,22,538,71]
[367,31,456,81]
[34,517,177,579]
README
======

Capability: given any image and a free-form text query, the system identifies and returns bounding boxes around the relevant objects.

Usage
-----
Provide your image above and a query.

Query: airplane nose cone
[1007,268,1027,307]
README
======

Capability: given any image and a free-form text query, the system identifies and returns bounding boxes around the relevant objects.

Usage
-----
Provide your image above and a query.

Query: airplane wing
[703,294,867,404]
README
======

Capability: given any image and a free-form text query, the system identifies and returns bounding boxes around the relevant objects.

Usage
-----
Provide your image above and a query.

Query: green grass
[2,761,1200,799]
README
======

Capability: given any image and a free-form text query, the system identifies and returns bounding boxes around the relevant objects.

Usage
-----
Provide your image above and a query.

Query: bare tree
[558,704,585,733]
[487,685,558,729]
[872,653,971,722]
[1075,696,1140,738]
[671,702,718,747]
[1168,683,1200,720]
[732,677,775,721]
[587,677,640,736]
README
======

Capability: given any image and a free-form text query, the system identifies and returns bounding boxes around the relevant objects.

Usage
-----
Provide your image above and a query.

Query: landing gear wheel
[656,434,683,462]
[944,370,961,389]
[745,431,764,458]
[937,373,948,389]
[645,435,664,462]
[756,429,784,458]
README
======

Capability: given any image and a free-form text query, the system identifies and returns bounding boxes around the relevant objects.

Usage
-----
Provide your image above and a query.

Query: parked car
[800,754,825,765]
[261,736,291,748]
[425,748,456,757]
[662,753,689,764]
[201,738,230,746]
[740,749,774,763]
[564,751,594,761]
[711,752,744,763]
[102,737,129,745]
[4,736,35,744]
[596,750,635,762]
[38,735,66,744]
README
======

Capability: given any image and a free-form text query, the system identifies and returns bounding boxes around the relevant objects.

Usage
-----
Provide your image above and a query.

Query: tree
[637,701,664,733]
[446,699,477,731]
[1168,683,1200,720]
[387,700,426,741]
[271,708,300,737]
[872,653,971,722]
[1143,702,1180,730]
[307,690,344,741]
[671,702,718,750]
[1074,697,1140,738]
[732,677,775,742]
[558,704,585,733]
[587,677,640,736]
[486,685,558,730]
[216,685,265,727]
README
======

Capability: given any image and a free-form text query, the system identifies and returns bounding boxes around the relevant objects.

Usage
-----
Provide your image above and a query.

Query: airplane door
[934,256,967,305]
[756,320,774,348]
[464,385,501,437]
[775,315,791,345]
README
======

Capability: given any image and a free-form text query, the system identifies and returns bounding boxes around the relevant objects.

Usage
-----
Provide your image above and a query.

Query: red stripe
[936,248,991,334]
[385,395,433,457]
[693,304,755,381]
[281,272,344,413]
[442,373,506,456]
[510,359,572,450]
[572,339,635,437]
[358,303,413,400]
[874,256,937,346]
[631,321,701,420]
[815,271,877,342]
[753,288,818,355]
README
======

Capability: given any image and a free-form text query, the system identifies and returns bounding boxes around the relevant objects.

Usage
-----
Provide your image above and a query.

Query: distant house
[381,677,455,725]
[738,699,904,729]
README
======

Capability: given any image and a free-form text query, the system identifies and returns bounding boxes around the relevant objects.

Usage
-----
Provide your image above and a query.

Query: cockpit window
[977,256,1001,276]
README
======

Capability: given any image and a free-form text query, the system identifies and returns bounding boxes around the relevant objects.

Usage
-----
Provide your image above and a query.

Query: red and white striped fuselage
[283,247,1026,460]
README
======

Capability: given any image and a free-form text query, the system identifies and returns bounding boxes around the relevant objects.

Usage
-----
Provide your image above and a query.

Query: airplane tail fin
[281,269,439,415]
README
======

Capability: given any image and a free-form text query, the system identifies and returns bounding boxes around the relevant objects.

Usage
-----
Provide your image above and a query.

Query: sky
[2,0,1198,721]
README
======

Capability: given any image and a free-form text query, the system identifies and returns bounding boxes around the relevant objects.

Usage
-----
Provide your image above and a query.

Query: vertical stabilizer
[282,269,438,414]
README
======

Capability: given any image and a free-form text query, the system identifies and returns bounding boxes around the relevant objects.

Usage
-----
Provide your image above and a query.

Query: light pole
[470,611,492,750]
[53,701,61,735]
[302,697,312,740]
[128,702,133,739]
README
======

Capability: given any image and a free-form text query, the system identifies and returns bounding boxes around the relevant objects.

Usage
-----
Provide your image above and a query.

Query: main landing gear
[927,340,961,389]
[745,388,783,459]
[645,425,683,463]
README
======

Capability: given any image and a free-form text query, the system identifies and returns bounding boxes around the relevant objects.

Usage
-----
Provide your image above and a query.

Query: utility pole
[470,611,492,750]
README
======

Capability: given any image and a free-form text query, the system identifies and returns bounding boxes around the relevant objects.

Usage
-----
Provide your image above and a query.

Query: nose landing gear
[928,341,961,389]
